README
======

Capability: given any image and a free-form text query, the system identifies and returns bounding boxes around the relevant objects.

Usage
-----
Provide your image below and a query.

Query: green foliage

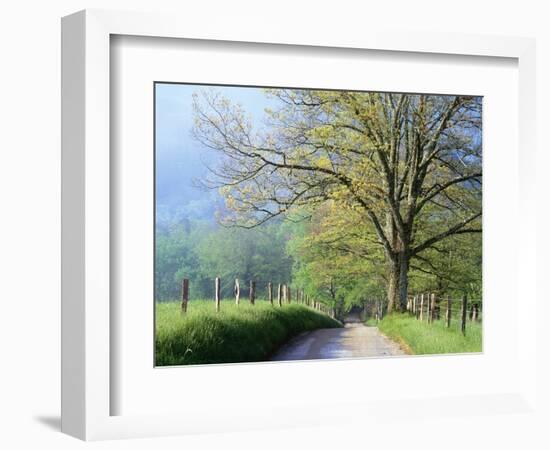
[285,204,388,312]
[155,301,342,365]
[197,223,292,298]
[155,220,209,301]
[285,200,481,311]
[192,88,482,311]
[375,314,482,355]
[155,221,291,301]
[408,233,482,298]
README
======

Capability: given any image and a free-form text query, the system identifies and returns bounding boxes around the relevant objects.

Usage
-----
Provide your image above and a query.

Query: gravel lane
[270,315,405,361]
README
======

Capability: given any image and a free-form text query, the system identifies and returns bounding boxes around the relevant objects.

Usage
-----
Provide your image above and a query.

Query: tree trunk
[386,251,410,313]
[398,251,410,312]
[387,262,398,314]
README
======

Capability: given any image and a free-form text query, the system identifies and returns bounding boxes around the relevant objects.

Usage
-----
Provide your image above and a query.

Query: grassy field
[369,314,482,355]
[155,300,342,366]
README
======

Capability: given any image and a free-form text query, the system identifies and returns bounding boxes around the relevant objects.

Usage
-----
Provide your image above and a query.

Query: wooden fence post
[429,293,436,323]
[234,278,240,305]
[461,294,467,335]
[426,293,430,322]
[268,282,273,306]
[181,278,189,313]
[446,296,451,328]
[215,277,221,312]
[419,294,424,321]
[277,283,282,307]
[428,293,432,323]
[249,280,256,305]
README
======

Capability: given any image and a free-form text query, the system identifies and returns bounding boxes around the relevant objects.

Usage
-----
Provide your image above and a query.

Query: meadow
[154,87,483,364]
[155,300,342,366]
[370,314,482,355]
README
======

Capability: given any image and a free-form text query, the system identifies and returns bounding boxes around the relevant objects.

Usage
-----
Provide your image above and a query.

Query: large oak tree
[192,89,482,312]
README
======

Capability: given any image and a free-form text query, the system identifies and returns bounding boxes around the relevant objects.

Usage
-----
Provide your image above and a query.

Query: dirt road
[270,314,405,361]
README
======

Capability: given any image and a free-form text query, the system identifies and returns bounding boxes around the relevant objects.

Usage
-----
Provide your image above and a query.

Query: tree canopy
[192,89,482,311]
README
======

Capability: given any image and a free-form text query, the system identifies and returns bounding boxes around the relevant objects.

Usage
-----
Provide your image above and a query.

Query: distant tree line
[155,219,292,301]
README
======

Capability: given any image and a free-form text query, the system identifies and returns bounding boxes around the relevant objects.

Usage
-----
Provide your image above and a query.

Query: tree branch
[411,213,482,256]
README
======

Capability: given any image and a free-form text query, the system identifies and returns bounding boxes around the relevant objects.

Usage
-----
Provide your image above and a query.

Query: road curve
[270,315,405,361]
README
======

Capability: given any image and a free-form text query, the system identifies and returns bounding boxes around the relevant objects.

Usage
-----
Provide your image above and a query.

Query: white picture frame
[61,9,537,441]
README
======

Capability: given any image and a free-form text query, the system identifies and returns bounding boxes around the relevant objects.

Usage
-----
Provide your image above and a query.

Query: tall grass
[155,300,342,366]
[373,314,482,355]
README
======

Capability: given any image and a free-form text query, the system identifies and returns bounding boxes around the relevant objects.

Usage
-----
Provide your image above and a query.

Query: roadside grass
[155,300,342,366]
[371,313,482,355]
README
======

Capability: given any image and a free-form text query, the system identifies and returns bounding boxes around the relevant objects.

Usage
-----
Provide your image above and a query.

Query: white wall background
[0,1,548,449]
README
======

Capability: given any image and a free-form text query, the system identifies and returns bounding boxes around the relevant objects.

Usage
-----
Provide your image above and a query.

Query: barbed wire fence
[362,294,482,335]
[177,277,480,335]
[179,277,336,318]
[408,293,482,335]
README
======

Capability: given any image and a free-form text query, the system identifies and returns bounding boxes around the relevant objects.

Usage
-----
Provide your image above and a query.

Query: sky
[155,85,482,225]
[155,83,272,224]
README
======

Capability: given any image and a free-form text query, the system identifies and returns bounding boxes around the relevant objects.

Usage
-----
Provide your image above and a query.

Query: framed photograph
[152,81,482,367]
[61,9,537,440]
